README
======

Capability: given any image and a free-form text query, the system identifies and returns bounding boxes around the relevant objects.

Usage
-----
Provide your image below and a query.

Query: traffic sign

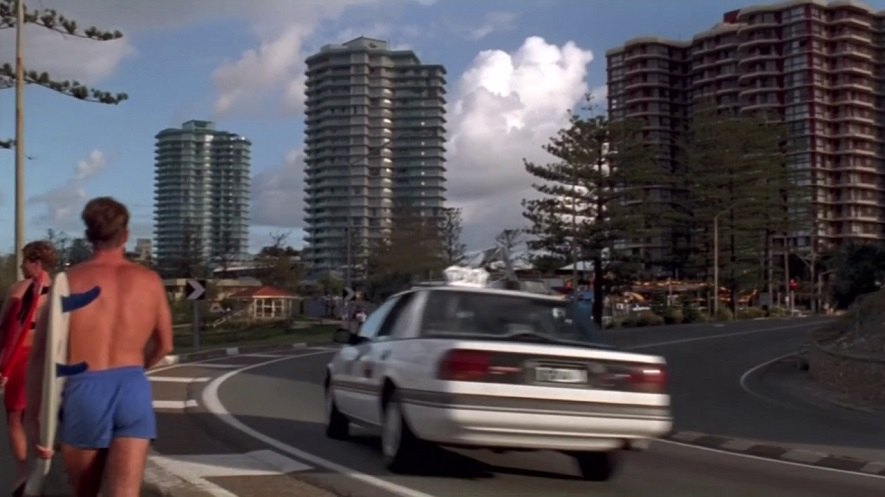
[343,287,355,301]
[186,279,206,300]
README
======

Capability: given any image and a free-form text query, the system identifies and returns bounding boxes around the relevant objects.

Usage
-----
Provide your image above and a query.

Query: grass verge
[172,323,338,355]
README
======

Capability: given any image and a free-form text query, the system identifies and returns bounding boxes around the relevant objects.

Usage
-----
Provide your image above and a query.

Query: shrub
[636,311,665,327]
[737,307,766,320]
[715,306,734,321]
[682,303,704,323]
[663,307,684,325]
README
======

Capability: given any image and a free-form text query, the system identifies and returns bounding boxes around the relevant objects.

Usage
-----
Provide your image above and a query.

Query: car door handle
[363,361,374,377]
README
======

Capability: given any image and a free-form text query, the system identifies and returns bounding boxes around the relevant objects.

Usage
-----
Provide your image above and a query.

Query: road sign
[186,279,206,301]
[342,287,355,301]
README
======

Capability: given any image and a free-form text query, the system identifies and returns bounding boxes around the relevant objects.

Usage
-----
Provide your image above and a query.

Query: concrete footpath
[0,339,328,497]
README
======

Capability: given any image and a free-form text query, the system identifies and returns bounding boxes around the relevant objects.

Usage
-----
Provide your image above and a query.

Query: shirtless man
[26,196,173,497]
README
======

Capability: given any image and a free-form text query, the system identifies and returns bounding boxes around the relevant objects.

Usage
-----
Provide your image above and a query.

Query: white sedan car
[324,284,672,480]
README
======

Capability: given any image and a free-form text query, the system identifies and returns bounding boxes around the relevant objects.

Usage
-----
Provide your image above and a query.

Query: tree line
[519,95,868,324]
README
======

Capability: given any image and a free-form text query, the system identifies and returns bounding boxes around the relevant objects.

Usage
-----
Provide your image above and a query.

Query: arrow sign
[342,287,355,302]
[186,279,206,301]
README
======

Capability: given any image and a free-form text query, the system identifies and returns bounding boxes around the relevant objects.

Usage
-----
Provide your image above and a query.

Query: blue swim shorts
[59,366,156,449]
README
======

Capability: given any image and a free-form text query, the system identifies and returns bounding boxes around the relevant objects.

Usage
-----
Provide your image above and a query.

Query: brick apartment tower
[607,0,885,268]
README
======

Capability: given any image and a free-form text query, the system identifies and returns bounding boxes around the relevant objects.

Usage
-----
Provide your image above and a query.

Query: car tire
[325,383,349,440]
[574,450,619,481]
[382,389,426,472]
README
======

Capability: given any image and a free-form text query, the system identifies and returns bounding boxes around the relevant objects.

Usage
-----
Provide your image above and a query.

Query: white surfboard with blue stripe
[24,272,99,495]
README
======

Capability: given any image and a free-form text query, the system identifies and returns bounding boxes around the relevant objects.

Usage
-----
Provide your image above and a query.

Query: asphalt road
[203,317,885,497]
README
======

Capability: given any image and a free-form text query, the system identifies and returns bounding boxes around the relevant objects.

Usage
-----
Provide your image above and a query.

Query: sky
[1,0,885,255]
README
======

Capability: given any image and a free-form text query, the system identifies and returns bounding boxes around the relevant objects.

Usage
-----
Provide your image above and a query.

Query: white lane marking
[738,352,799,408]
[148,345,309,375]
[149,376,210,383]
[658,439,885,480]
[152,450,311,477]
[241,353,285,358]
[154,400,198,410]
[629,322,821,350]
[150,451,239,497]
[201,351,440,497]
[193,363,241,369]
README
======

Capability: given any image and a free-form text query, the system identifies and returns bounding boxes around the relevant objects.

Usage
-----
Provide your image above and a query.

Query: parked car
[324,279,672,480]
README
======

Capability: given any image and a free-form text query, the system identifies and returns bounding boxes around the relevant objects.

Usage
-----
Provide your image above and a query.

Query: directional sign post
[186,279,206,301]
[342,287,355,302]
[186,279,207,348]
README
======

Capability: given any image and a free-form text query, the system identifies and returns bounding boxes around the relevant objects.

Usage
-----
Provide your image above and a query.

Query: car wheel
[324,382,349,440]
[382,389,425,472]
[574,451,619,481]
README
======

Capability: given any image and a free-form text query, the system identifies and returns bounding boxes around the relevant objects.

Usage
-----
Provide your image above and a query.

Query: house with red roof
[228,286,299,320]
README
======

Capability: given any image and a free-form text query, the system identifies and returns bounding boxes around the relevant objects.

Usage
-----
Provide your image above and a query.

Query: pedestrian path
[146,347,334,497]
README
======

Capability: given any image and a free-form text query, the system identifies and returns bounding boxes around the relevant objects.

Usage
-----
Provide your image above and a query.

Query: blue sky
[1,0,884,255]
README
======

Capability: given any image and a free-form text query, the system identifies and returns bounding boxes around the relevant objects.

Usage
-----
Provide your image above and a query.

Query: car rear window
[420,290,602,343]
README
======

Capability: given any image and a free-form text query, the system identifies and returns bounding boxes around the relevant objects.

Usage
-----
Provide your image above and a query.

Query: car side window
[358,297,399,340]
[376,292,418,340]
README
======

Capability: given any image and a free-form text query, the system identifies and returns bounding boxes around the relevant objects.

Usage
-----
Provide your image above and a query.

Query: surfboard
[23,273,97,496]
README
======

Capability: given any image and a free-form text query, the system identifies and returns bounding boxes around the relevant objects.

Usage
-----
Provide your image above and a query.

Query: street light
[816,268,836,315]
[341,138,389,290]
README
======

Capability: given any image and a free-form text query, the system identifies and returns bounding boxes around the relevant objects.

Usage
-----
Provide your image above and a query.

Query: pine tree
[679,101,792,314]
[522,97,663,325]
[0,1,127,148]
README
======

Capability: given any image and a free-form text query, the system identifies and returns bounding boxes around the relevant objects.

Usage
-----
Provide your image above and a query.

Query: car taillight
[628,365,667,394]
[438,349,491,381]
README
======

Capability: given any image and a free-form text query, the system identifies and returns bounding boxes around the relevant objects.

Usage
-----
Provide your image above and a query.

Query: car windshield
[420,290,606,346]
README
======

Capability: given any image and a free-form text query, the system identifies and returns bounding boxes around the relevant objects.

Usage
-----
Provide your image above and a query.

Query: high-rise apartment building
[154,120,251,273]
[303,37,447,275]
[607,0,885,259]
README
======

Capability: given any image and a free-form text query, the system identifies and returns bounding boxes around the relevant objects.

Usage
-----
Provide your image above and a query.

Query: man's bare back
[66,258,172,371]
[26,196,173,497]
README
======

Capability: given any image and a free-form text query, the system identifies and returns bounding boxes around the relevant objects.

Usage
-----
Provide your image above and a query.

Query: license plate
[534,366,588,384]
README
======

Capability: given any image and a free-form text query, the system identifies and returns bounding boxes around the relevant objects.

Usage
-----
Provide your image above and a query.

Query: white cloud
[29,149,110,226]
[212,24,313,116]
[209,0,381,118]
[29,184,86,225]
[446,36,594,249]
[251,149,305,228]
[466,11,519,40]
[75,149,108,180]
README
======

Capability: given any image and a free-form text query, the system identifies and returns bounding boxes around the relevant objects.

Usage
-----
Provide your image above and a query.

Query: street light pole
[713,214,719,317]
[712,200,743,317]
[13,0,25,280]
[345,222,351,292]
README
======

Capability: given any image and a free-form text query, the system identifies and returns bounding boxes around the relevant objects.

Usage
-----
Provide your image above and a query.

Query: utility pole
[14,0,25,280]
[345,221,352,291]
[713,200,742,317]
[713,214,719,317]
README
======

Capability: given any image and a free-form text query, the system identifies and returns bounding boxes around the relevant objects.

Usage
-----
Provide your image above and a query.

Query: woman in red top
[0,241,56,496]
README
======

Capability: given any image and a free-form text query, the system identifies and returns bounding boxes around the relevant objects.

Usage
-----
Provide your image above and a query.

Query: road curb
[664,431,885,476]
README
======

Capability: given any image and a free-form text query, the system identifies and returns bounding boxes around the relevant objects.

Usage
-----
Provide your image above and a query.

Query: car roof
[401,284,567,303]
